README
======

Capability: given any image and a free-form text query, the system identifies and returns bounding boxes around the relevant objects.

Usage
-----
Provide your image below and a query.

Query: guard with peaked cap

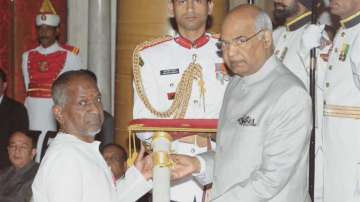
[22,0,82,162]
[272,0,333,201]
[36,0,60,27]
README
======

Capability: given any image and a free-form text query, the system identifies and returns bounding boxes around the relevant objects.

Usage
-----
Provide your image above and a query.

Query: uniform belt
[28,83,52,89]
[324,104,360,119]
[27,88,52,98]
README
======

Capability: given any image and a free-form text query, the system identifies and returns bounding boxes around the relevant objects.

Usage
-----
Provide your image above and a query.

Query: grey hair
[52,70,96,107]
[255,11,273,33]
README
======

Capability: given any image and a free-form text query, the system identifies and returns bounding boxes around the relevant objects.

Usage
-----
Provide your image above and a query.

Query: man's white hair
[255,11,273,33]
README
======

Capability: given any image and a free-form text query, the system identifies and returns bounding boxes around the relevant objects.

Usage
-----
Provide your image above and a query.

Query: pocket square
[237,115,257,127]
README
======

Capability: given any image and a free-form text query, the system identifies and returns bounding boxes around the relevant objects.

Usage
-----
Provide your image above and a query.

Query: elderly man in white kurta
[171,5,312,202]
[32,71,152,202]
[132,0,228,201]
[22,0,82,161]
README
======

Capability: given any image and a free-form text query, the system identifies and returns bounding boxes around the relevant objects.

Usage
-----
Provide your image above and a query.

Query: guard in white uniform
[272,1,332,201]
[322,6,360,202]
[132,0,228,201]
[22,0,82,161]
[133,33,227,202]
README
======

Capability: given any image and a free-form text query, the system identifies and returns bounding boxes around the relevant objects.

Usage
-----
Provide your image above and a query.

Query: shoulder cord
[133,36,205,119]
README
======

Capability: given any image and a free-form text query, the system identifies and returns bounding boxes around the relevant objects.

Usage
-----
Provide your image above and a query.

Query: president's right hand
[170,154,201,180]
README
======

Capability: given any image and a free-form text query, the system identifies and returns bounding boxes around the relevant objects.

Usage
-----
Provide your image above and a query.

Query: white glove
[136,132,153,144]
[301,24,325,51]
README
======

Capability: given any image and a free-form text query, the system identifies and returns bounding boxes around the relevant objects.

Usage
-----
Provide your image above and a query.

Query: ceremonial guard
[22,0,82,161]
[132,0,228,201]
[320,1,360,201]
[272,0,330,88]
[272,1,333,201]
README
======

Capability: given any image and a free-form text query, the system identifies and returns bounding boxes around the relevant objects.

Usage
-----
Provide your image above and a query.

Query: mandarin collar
[240,55,278,85]
[37,41,60,54]
[340,10,360,29]
[174,33,210,49]
[56,131,101,149]
[285,11,312,31]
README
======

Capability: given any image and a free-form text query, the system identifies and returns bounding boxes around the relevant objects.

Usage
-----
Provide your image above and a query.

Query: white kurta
[323,13,360,202]
[195,56,312,202]
[32,132,152,202]
[133,33,228,202]
[22,42,82,161]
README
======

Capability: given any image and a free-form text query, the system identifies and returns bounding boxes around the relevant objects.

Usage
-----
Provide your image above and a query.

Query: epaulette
[61,44,80,55]
[210,33,220,39]
[137,35,173,52]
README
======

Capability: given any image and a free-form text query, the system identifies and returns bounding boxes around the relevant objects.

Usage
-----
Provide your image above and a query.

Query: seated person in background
[101,144,152,202]
[0,69,29,169]
[0,131,39,202]
[101,143,128,180]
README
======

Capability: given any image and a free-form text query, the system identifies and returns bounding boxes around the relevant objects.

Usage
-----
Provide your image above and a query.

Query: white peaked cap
[35,0,60,27]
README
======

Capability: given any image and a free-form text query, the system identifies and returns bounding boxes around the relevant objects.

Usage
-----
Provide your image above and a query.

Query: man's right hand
[134,144,153,180]
[170,154,201,180]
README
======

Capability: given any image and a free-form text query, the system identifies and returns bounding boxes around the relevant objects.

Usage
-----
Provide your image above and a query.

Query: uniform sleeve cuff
[193,156,206,176]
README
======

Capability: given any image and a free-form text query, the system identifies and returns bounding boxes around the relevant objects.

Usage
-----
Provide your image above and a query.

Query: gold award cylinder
[151,132,172,202]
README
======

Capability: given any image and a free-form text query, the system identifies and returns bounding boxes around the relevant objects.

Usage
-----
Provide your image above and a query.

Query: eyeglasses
[8,144,31,152]
[217,30,263,50]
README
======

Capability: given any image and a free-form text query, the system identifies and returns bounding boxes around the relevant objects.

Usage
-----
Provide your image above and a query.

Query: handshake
[134,144,202,181]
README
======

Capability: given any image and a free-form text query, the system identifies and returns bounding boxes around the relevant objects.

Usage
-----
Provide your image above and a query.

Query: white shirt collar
[56,131,101,150]
[0,95,3,104]
[37,42,60,54]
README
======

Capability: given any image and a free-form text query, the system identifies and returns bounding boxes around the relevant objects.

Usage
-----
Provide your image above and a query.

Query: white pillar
[152,132,172,202]
[67,0,88,67]
[88,0,112,112]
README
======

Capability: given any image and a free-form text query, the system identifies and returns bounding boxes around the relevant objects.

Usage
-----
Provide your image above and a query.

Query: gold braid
[133,36,205,119]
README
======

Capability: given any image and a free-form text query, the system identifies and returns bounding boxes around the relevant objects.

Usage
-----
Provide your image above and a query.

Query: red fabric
[28,51,66,83]
[27,50,66,98]
[129,119,218,129]
[0,0,13,92]
[174,34,210,49]
[0,0,67,102]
